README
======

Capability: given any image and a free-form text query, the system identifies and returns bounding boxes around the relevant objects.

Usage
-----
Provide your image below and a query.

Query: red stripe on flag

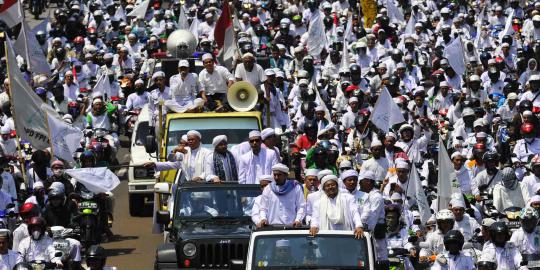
[0,0,17,13]
[214,1,232,49]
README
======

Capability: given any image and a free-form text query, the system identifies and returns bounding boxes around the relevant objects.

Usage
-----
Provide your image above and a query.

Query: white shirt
[305,190,322,224]
[199,66,234,95]
[63,82,80,101]
[453,215,480,242]
[18,236,60,264]
[238,148,279,184]
[259,182,306,225]
[492,183,527,212]
[234,63,267,90]
[0,250,23,270]
[523,174,540,201]
[430,252,475,270]
[513,138,540,163]
[510,227,540,255]
[12,223,28,252]
[169,73,201,103]
[483,242,522,270]
[359,189,385,231]
[311,192,361,230]
[360,158,389,182]
[125,92,149,110]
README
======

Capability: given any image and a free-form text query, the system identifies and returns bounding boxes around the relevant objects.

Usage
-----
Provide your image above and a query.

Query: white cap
[178,60,190,68]
[349,97,359,104]
[272,163,289,174]
[152,71,165,80]
[305,169,319,177]
[450,198,466,208]
[395,158,409,169]
[264,69,275,76]
[187,130,201,139]
[248,130,261,139]
[473,119,484,127]
[451,151,463,159]
[359,170,376,181]
[299,79,309,86]
[202,53,213,61]
[317,169,334,180]
[212,135,227,148]
[341,169,358,180]
[507,93,518,100]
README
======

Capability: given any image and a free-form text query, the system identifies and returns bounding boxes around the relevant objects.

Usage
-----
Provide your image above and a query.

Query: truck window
[166,117,259,153]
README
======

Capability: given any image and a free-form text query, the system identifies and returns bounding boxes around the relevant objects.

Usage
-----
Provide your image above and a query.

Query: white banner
[443,37,466,76]
[46,112,83,162]
[113,5,126,21]
[369,87,406,132]
[387,0,404,24]
[65,167,120,193]
[92,74,111,98]
[406,164,431,224]
[14,21,51,75]
[499,9,515,43]
[6,38,59,150]
[0,0,22,28]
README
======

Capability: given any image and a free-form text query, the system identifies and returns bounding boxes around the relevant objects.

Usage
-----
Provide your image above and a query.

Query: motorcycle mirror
[145,135,157,154]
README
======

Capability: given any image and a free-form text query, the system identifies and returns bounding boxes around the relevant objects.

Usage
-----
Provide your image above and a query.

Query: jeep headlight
[183,243,197,257]
[134,167,148,178]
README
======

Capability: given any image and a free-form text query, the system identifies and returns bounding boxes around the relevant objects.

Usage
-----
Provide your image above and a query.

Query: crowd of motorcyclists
[3,0,540,268]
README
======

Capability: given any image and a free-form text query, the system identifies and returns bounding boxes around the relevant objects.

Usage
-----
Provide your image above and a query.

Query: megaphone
[227,81,258,112]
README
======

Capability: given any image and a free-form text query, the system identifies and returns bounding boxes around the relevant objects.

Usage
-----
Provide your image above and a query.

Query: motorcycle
[50,226,78,270]
[85,128,117,164]
[479,186,499,218]
[74,186,102,248]
[388,247,412,270]
[499,206,522,233]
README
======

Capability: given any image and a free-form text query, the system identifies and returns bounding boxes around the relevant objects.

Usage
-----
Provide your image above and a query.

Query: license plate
[508,221,520,227]
[80,202,98,209]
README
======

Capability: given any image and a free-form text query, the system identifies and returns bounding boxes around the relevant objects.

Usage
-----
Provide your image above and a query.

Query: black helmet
[519,100,533,113]
[350,64,361,75]
[502,35,513,46]
[443,230,464,247]
[12,262,33,270]
[388,75,400,87]
[48,187,65,199]
[304,119,317,132]
[477,261,497,270]
[55,47,66,59]
[482,151,500,163]
[489,222,509,247]
[301,102,316,116]
[354,115,365,127]
[87,245,106,258]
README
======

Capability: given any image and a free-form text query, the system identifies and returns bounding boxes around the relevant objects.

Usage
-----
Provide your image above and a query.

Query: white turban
[135,79,144,85]
[340,169,358,180]
[212,135,227,148]
[450,198,466,209]
[321,174,338,187]
[151,71,165,80]
[187,130,201,139]
[395,158,410,169]
[249,130,261,139]
[359,170,376,181]
[317,169,333,180]
[305,169,319,177]
[272,163,289,174]
[261,128,275,140]
[258,174,273,183]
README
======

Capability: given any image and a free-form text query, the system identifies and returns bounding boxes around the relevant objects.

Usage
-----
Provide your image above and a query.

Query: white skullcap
[390,192,402,201]
[187,130,201,139]
[65,70,73,76]
[359,170,376,181]
[248,130,261,139]
[476,132,487,138]
[264,69,275,76]
[298,79,309,86]
[450,198,466,208]
[473,119,484,127]
[261,128,275,140]
[419,249,430,257]
[386,132,397,140]
[341,169,358,180]
[305,169,319,177]
[134,79,144,85]
[371,137,383,147]
[205,13,213,18]
[349,97,359,104]
[321,174,338,187]
[507,93,518,100]
[317,169,334,180]
[339,160,352,169]
[524,110,533,117]
[178,60,190,68]
[259,174,273,183]
[242,52,254,59]
[439,81,449,87]
[33,181,44,189]
[276,239,290,247]
[272,163,289,174]
[152,71,165,80]
[181,134,188,142]
[315,105,325,111]
[202,53,213,61]
[212,135,227,148]
[395,159,409,169]
[451,151,463,159]
[275,71,285,78]
[530,195,540,204]
[92,98,103,105]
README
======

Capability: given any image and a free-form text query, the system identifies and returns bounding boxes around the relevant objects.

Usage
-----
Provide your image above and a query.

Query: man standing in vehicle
[257,163,305,227]
[205,135,238,183]
[239,131,279,184]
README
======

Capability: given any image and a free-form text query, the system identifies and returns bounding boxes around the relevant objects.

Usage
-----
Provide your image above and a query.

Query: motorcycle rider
[509,207,540,260]
[449,198,480,242]
[46,160,75,196]
[86,245,116,270]
[86,97,119,154]
[0,229,22,268]
[523,155,540,201]
[484,222,523,270]
[424,209,455,254]
[43,182,78,228]
[12,203,39,251]
[18,217,62,268]
[385,204,414,270]
[473,151,503,202]
[431,230,475,270]
[493,167,527,212]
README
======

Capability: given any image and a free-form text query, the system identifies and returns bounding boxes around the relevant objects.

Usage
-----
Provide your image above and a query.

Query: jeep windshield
[166,116,259,153]
[174,186,261,223]
[252,234,369,269]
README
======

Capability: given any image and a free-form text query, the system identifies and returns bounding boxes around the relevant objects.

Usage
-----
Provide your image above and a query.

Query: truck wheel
[129,194,144,216]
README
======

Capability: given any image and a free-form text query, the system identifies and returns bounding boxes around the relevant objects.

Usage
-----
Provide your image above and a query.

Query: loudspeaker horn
[227,81,258,112]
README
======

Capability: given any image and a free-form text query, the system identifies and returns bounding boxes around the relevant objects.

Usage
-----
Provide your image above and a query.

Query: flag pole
[3,37,28,186]
[18,1,32,73]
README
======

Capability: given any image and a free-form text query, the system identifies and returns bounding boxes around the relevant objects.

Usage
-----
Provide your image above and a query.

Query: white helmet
[436,209,455,221]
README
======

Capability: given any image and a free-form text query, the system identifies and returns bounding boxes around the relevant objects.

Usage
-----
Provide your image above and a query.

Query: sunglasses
[249,139,261,143]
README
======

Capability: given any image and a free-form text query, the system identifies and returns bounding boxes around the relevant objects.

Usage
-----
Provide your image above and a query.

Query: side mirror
[145,134,157,154]
[154,182,170,195]
[156,210,171,225]
[229,259,245,270]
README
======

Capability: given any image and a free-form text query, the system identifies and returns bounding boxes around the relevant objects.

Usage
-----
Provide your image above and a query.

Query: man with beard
[472,151,502,202]
[125,79,149,111]
[360,138,390,182]
[509,207,540,256]
[205,135,238,183]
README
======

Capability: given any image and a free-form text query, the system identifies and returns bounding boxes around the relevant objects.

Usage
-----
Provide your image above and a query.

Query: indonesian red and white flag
[0,0,22,28]
[214,1,236,69]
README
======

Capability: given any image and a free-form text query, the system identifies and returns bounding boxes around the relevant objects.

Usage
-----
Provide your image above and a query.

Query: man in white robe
[251,175,273,225]
[309,175,363,238]
[205,135,238,182]
[238,131,279,184]
[257,164,305,227]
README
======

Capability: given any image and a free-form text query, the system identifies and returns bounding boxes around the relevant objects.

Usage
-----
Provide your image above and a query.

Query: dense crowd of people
[2,0,540,268]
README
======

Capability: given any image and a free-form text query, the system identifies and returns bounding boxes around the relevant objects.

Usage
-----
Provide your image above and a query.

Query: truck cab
[154,182,261,269]
[236,229,376,270]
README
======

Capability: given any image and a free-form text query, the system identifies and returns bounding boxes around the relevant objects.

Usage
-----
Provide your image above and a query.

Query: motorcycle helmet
[477,261,497,270]
[304,119,318,133]
[35,30,46,43]
[80,150,96,167]
[20,202,37,216]
[521,122,535,135]
[489,222,510,247]
[388,75,400,88]
[27,217,46,239]
[482,151,500,163]
[86,245,107,268]
[443,230,464,248]
[519,100,533,113]
[300,102,316,118]
[12,262,33,270]
[55,47,66,59]
[520,207,539,233]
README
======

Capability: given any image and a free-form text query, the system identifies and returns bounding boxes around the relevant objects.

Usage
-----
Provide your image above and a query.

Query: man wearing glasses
[238,130,279,184]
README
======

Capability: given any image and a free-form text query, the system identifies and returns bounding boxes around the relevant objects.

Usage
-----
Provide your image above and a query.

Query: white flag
[406,164,431,224]
[0,0,22,27]
[65,167,120,193]
[341,15,353,68]
[404,15,416,35]
[189,17,200,43]
[369,87,405,132]
[474,6,485,48]
[46,112,83,162]
[127,0,150,19]
[93,74,111,99]
[499,9,515,43]
[436,137,459,211]
[14,21,51,75]
[6,38,59,150]
[177,5,189,30]
[387,0,404,24]
[113,5,126,21]
[443,37,466,76]
[307,13,327,57]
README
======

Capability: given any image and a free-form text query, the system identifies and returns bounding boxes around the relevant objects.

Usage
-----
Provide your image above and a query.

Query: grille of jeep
[197,242,247,268]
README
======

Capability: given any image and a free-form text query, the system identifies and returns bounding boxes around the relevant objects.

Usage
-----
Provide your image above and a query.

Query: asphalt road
[22,9,163,269]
